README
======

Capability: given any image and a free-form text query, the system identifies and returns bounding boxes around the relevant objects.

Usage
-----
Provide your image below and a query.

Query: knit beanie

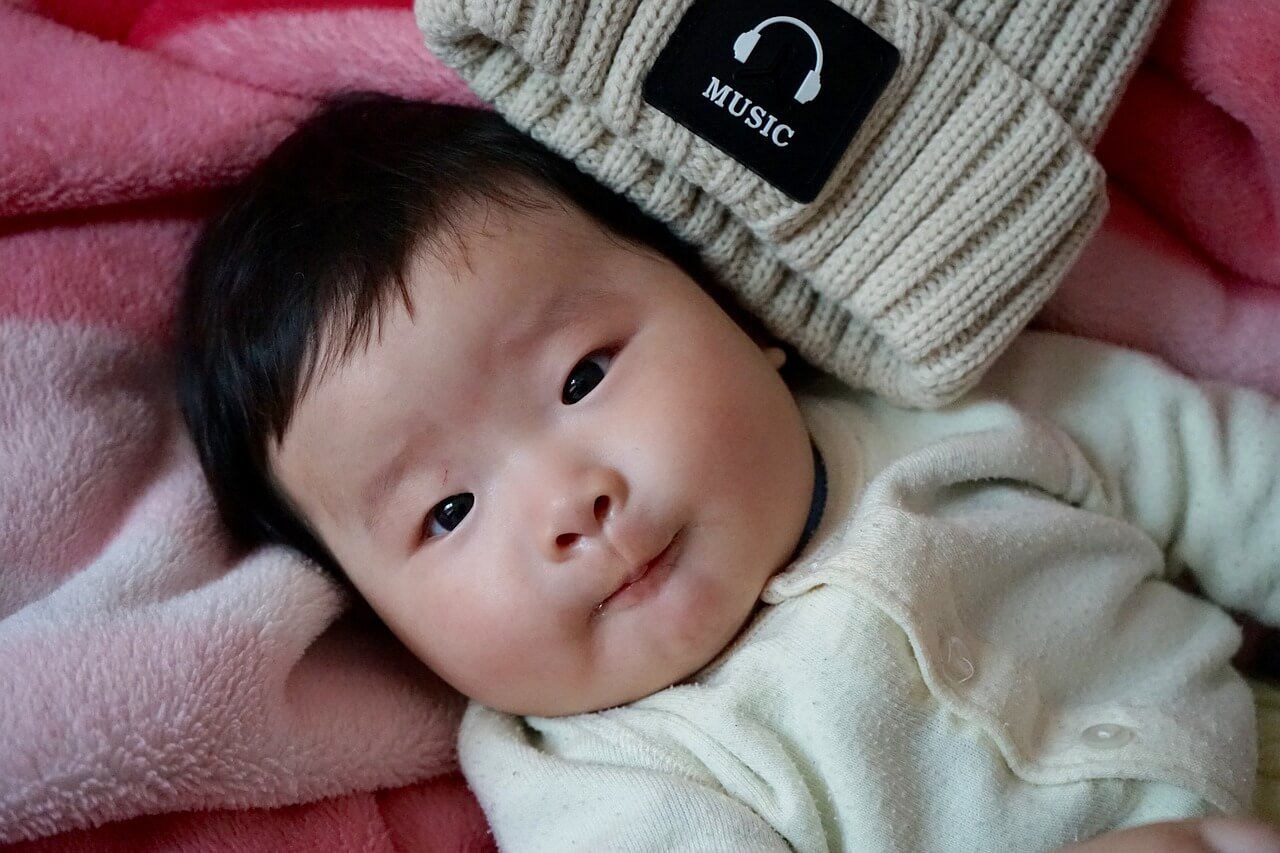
[415,0,1165,407]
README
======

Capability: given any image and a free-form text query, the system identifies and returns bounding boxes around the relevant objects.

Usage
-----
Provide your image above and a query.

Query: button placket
[941,633,975,684]
[1080,723,1135,750]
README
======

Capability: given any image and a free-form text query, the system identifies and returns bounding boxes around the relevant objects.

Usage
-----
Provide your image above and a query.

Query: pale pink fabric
[0,0,485,847]
[2,0,1277,848]
[0,324,463,837]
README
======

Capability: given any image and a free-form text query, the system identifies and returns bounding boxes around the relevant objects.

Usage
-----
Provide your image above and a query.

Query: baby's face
[272,196,814,716]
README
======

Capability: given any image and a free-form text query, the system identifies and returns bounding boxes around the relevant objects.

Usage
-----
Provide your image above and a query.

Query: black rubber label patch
[644,0,899,203]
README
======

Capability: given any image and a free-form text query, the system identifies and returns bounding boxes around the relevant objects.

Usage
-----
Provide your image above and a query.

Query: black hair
[176,93,736,586]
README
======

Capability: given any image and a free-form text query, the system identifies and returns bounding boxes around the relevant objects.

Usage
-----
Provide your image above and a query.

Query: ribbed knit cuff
[416,0,1115,406]
[928,0,1167,145]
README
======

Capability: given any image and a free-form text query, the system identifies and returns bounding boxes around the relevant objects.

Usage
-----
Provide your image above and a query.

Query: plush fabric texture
[3,772,493,853]
[0,240,476,841]
[0,1,489,848]
[1039,0,1280,397]
[414,0,1165,407]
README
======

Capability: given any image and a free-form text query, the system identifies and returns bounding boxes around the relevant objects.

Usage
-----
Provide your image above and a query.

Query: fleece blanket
[1,0,1277,849]
[0,0,491,849]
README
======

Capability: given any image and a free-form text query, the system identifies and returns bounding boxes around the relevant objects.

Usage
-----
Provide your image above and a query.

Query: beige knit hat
[415,0,1165,407]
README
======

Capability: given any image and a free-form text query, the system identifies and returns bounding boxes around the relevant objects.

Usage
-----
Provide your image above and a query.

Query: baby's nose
[539,468,625,562]
[552,494,612,551]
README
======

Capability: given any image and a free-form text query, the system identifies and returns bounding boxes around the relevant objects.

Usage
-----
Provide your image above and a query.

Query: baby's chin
[470,550,791,718]
[541,611,770,718]
[479,649,721,719]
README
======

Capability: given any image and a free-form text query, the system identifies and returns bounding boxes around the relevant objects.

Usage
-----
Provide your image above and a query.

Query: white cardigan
[460,332,1278,852]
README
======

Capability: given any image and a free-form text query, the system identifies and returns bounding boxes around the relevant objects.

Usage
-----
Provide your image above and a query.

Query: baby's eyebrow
[358,439,422,537]
[497,283,607,357]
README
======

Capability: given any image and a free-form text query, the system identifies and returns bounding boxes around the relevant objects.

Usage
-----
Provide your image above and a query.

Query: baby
[177,95,1280,851]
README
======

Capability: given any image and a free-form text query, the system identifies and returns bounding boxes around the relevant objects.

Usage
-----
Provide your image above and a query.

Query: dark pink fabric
[7,773,494,853]
[1038,0,1280,396]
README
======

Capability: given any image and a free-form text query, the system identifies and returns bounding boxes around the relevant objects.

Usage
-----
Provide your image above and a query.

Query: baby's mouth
[597,530,683,614]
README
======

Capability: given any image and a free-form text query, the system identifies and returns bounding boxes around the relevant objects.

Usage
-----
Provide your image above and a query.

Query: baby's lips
[595,530,680,612]
[595,561,649,611]
[604,510,672,568]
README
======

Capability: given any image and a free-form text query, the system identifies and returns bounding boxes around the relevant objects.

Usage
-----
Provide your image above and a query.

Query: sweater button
[1080,723,1134,749]
[942,635,975,684]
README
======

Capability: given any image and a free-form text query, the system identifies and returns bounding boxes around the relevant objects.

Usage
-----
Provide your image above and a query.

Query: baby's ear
[762,345,787,371]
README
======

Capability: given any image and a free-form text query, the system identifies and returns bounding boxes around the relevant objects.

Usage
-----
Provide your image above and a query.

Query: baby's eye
[423,493,474,540]
[562,351,613,404]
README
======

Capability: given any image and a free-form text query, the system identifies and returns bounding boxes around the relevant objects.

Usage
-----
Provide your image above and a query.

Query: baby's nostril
[593,495,610,523]
[556,532,579,549]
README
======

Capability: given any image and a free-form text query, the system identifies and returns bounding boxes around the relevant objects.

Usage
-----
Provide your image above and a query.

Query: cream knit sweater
[460,333,1278,852]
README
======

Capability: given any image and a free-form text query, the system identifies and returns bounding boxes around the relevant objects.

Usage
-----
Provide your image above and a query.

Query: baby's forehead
[407,198,656,318]
[324,202,625,365]
[304,196,582,369]
[425,190,629,274]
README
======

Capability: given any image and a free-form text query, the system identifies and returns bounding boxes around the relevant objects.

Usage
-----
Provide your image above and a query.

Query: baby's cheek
[487,609,582,683]
[400,586,508,676]
[665,568,751,659]
[428,617,536,701]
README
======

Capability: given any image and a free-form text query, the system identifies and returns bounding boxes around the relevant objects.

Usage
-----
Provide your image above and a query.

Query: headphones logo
[732,16,824,104]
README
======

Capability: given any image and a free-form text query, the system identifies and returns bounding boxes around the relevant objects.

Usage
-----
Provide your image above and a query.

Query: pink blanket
[1038,0,1280,393]
[0,0,490,848]
[1,0,1276,848]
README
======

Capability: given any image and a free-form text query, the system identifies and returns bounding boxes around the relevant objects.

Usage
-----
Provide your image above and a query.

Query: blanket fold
[0,322,464,843]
